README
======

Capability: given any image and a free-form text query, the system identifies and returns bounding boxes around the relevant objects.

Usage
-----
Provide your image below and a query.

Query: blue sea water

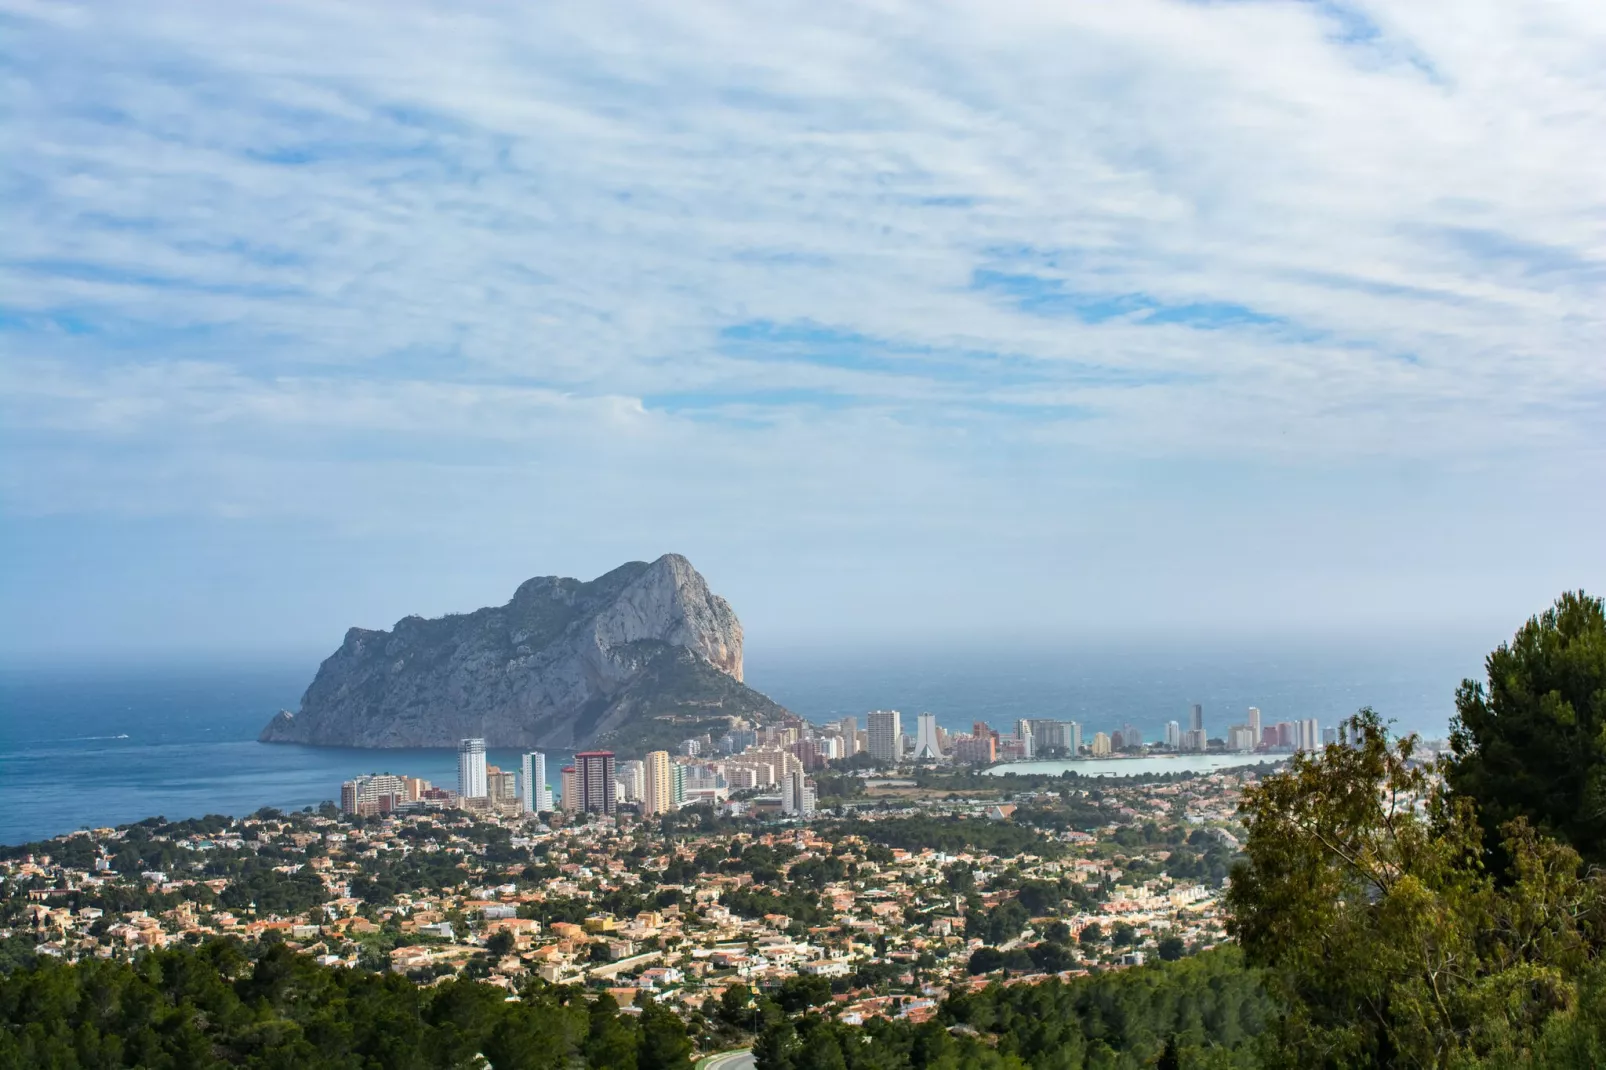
[0,637,1483,845]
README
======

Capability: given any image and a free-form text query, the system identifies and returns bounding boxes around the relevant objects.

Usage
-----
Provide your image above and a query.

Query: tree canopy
[1447,590,1606,868]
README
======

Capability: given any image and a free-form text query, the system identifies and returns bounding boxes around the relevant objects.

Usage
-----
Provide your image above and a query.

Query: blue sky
[1,0,1603,658]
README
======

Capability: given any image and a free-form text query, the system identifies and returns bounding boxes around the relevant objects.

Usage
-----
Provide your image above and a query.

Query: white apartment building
[867,710,901,762]
[458,738,488,799]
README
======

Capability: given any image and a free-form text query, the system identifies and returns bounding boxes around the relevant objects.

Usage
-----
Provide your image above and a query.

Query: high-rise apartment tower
[644,750,672,816]
[575,751,617,814]
[457,738,488,800]
[867,710,902,763]
[520,751,550,813]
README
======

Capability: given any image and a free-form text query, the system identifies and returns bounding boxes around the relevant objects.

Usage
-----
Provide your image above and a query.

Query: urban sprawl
[2,705,1403,1047]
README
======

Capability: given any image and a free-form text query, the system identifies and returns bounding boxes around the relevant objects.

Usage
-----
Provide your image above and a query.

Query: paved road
[697,1049,755,1070]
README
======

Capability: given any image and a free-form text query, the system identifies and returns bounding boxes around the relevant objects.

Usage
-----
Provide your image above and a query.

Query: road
[697,1049,755,1070]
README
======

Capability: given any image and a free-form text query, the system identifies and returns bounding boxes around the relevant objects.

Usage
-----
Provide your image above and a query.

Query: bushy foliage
[1228,708,1606,1068]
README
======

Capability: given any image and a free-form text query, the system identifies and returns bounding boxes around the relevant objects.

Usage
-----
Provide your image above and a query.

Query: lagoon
[983,753,1285,778]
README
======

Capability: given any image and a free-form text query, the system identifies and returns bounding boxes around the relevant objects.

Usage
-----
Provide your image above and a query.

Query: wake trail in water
[16,733,131,745]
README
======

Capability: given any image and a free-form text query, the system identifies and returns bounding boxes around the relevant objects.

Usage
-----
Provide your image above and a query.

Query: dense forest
[0,939,693,1069]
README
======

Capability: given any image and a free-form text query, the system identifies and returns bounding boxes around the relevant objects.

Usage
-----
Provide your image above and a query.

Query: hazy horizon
[2,620,1493,743]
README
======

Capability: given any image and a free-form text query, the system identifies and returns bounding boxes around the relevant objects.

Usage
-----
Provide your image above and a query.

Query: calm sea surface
[0,637,1481,845]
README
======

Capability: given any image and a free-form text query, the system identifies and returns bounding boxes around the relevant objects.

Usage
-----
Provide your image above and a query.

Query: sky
[1,0,1603,660]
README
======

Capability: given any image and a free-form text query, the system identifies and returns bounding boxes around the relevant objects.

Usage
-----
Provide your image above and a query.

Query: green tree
[1227,709,1606,1068]
[585,991,640,1070]
[753,1017,799,1070]
[775,973,832,1012]
[718,982,754,1028]
[1447,590,1606,868]
[968,947,1005,975]
[637,995,694,1069]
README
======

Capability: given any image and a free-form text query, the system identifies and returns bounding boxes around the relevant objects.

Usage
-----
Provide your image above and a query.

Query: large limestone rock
[259,554,788,752]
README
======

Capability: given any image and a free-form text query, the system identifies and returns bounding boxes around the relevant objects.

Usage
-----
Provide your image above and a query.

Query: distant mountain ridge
[258,554,790,753]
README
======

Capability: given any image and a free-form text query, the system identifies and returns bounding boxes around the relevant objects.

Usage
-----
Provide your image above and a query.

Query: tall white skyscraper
[458,738,488,800]
[520,751,550,813]
[1165,720,1182,748]
[1067,720,1083,756]
[867,710,902,762]
[914,712,941,760]
[1248,707,1262,748]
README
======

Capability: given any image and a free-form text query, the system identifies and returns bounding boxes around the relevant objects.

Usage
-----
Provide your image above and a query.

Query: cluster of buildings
[932,705,1345,766]
[1162,706,1335,756]
[339,702,1349,817]
[340,728,822,821]
[781,703,1344,767]
[3,765,1255,1018]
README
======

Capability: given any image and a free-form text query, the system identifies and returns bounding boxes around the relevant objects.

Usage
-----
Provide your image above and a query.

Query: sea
[0,636,1483,846]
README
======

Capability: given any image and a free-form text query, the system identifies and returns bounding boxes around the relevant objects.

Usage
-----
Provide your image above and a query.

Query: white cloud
[1,0,1603,646]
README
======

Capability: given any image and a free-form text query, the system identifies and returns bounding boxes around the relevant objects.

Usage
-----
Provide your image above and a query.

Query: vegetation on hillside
[591,642,793,755]
[754,947,1273,1069]
[1228,709,1606,1066]
[1225,590,1606,1068]
[0,939,693,1069]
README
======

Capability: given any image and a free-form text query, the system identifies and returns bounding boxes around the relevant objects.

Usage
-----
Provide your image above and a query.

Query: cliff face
[259,554,787,752]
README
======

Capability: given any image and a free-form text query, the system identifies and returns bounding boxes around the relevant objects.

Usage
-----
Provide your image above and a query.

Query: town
[0,709,1280,1055]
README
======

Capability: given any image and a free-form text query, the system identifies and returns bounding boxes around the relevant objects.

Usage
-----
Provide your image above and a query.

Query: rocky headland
[259,554,790,753]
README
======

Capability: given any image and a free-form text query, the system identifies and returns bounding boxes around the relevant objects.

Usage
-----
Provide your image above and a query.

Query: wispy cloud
[1,0,1603,648]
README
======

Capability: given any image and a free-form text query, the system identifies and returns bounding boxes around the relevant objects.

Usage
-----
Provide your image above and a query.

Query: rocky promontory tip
[259,554,788,752]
